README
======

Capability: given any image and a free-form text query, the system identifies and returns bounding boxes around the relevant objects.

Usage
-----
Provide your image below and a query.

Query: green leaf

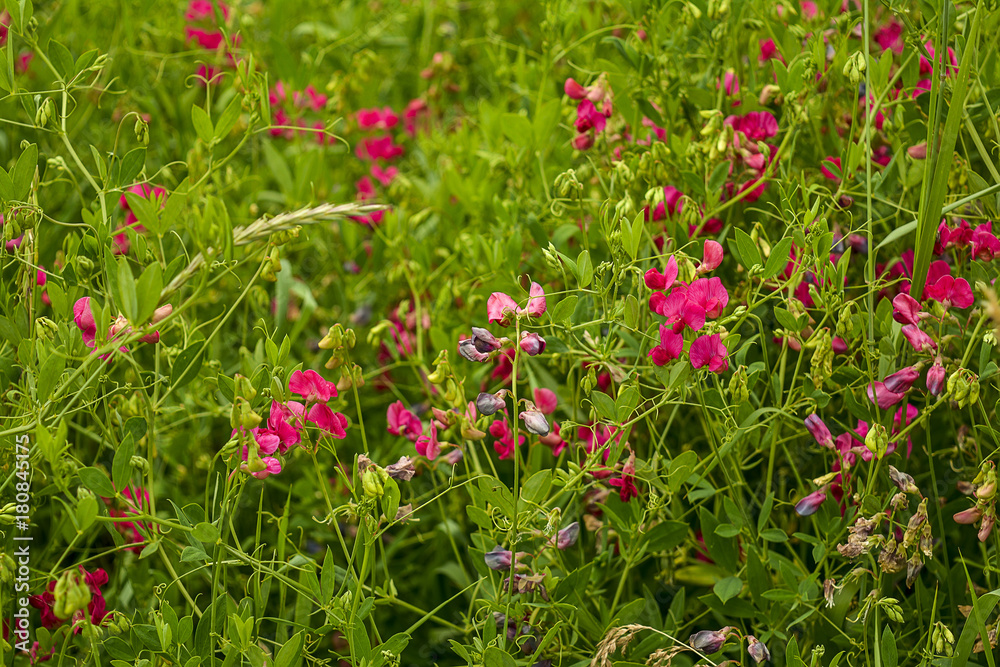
[214,95,244,140]
[667,450,698,494]
[116,258,138,322]
[760,528,788,542]
[76,494,98,531]
[112,433,134,493]
[117,148,146,189]
[12,143,37,201]
[714,576,743,604]
[170,344,205,389]
[576,249,593,287]
[643,520,688,551]
[48,39,74,79]
[880,626,898,667]
[483,646,516,667]
[191,105,214,144]
[911,6,982,300]
[192,522,219,543]
[763,237,792,279]
[733,228,761,269]
[757,492,774,535]
[136,262,163,324]
[521,470,551,505]
[550,295,578,324]
[591,391,617,421]
[36,351,65,402]
[79,467,116,498]
[263,141,293,195]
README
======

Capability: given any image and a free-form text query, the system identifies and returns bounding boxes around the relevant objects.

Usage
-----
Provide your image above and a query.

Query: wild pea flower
[697,240,724,274]
[649,325,684,366]
[268,401,304,451]
[924,275,974,309]
[867,382,906,409]
[608,450,639,502]
[795,489,827,516]
[459,339,491,362]
[533,388,557,414]
[689,627,732,654]
[539,421,566,455]
[892,293,923,326]
[644,256,679,290]
[371,164,398,187]
[490,416,524,460]
[356,107,399,130]
[306,404,348,438]
[288,369,338,403]
[971,223,1000,260]
[919,41,958,76]
[805,414,835,448]
[682,278,729,330]
[484,545,514,570]
[555,522,580,549]
[520,332,546,356]
[884,367,920,393]
[487,292,520,326]
[689,334,729,373]
[747,636,771,663]
[901,324,937,353]
[356,135,405,161]
[926,362,946,396]
[387,401,423,441]
[29,566,110,631]
[579,422,623,454]
[477,391,506,416]
[415,423,441,459]
[520,410,550,436]
[724,111,778,142]
[107,486,150,553]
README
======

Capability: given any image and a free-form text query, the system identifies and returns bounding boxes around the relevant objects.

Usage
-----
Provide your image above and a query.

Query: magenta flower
[925,275,974,309]
[698,240,724,274]
[926,363,946,396]
[644,256,679,290]
[804,414,834,448]
[356,106,399,130]
[487,292,519,327]
[884,367,920,394]
[682,278,729,330]
[954,507,983,525]
[892,293,923,326]
[415,423,441,459]
[288,369,338,403]
[574,99,607,134]
[649,325,684,366]
[564,78,588,99]
[387,401,423,441]
[519,332,546,356]
[268,401,304,451]
[794,489,827,516]
[554,522,580,549]
[489,417,524,460]
[724,111,778,141]
[533,388,558,415]
[867,382,906,409]
[608,451,639,502]
[971,223,1000,260]
[306,404,347,439]
[73,297,98,348]
[901,324,937,353]
[689,334,729,373]
[525,282,546,317]
[539,421,567,455]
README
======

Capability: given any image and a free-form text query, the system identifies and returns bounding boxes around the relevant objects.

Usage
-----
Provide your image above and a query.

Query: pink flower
[564,78,588,99]
[892,293,923,326]
[307,403,348,438]
[820,157,842,181]
[356,107,399,130]
[539,421,566,455]
[689,334,729,373]
[884,367,920,393]
[919,41,958,76]
[185,0,229,22]
[574,99,607,134]
[907,143,927,159]
[524,282,546,317]
[644,256,679,290]
[355,135,405,161]
[288,369,338,403]
[533,388,558,415]
[804,414,834,448]
[371,165,399,187]
[724,111,778,141]
[572,133,594,150]
[926,363,946,396]
[953,507,983,524]
[794,489,827,516]
[608,451,639,502]
[924,275,974,309]
[519,332,546,356]
[682,277,729,330]
[73,297,98,348]
[698,240,724,274]
[649,325,684,366]
[268,401,304,451]
[387,401,423,441]
[901,324,936,352]
[416,423,441,459]
[971,223,1000,261]
[758,39,782,63]
[489,417,524,460]
[867,382,906,409]
[487,292,519,327]
[874,20,904,53]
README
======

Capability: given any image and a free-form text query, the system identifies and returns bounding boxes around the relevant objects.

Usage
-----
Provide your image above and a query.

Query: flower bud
[471,327,503,353]
[519,331,546,356]
[362,468,384,499]
[926,363,946,396]
[689,628,729,654]
[520,410,550,436]
[134,117,150,146]
[747,636,770,663]
[979,512,995,542]
[794,489,827,516]
[458,339,490,363]
[477,392,505,416]
[484,545,513,571]
[953,507,983,524]
[884,366,919,393]
[53,569,91,622]
[728,365,749,404]
[865,423,888,459]
[555,522,580,549]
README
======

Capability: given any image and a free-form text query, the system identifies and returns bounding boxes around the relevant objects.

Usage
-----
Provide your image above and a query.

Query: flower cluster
[73,297,172,361]
[30,566,110,631]
[565,76,613,150]
[268,81,329,143]
[646,243,731,374]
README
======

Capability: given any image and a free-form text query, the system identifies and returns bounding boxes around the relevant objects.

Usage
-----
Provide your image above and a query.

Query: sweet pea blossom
[805,414,834,448]
[795,489,827,516]
[697,240,724,274]
[884,367,920,393]
[307,403,348,438]
[926,363,946,396]
[924,275,974,309]
[387,401,423,441]
[490,417,524,460]
[525,282,547,317]
[288,369,338,403]
[901,324,937,353]
[892,293,923,326]
[533,388,557,414]
[416,423,442,459]
[689,334,729,373]
[520,410,550,436]
[649,325,683,366]
[477,391,506,416]
[487,292,519,326]
[867,382,906,409]
[608,451,639,502]
[682,278,729,330]
[644,256,679,290]
[519,332,546,356]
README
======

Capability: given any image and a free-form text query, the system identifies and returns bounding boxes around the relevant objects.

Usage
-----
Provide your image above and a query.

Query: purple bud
[794,489,827,516]
[520,410,550,436]
[954,507,983,524]
[477,392,505,416]
[519,331,546,356]
[556,522,580,549]
[484,545,513,570]
[472,326,503,353]
[804,414,834,448]
[747,636,770,663]
[459,339,490,363]
[926,363,946,396]
[883,366,919,393]
[445,449,464,466]
[689,629,727,654]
